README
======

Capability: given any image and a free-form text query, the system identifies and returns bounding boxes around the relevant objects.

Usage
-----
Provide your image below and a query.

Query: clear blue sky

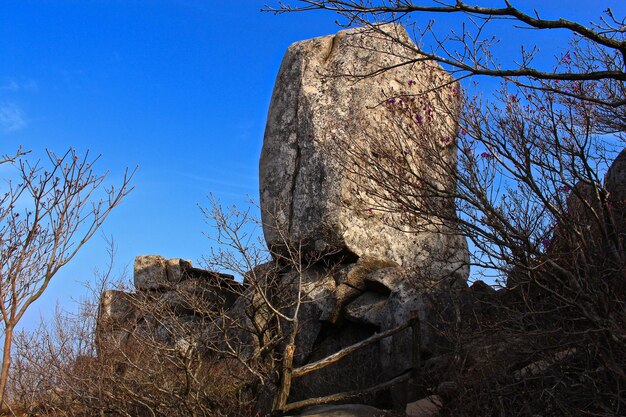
[1,1,624,330]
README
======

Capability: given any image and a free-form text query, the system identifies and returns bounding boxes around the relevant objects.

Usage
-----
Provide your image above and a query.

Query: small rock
[406,395,443,417]
[134,255,168,291]
[344,291,388,326]
[469,280,496,294]
[363,266,406,294]
[423,354,453,380]
[292,404,389,416]
[336,256,398,290]
[331,283,363,323]
[165,258,192,283]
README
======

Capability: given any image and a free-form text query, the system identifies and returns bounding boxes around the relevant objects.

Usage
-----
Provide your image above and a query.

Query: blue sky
[1,1,344,329]
[1,1,624,330]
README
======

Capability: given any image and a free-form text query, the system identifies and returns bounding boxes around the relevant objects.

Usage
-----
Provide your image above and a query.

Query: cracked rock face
[134,255,193,291]
[259,23,468,275]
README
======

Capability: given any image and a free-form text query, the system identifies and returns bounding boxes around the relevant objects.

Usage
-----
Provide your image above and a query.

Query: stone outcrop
[134,255,193,290]
[92,24,626,417]
[260,23,468,275]
[260,27,471,408]
[97,255,241,353]
[97,25,480,416]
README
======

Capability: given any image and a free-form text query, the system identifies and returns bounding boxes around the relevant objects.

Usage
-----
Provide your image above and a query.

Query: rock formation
[92,25,626,417]
[97,25,475,416]
[259,23,468,275]
[97,255,241,353]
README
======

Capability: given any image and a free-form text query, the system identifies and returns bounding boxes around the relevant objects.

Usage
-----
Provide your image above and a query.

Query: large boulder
[260,23,468,276]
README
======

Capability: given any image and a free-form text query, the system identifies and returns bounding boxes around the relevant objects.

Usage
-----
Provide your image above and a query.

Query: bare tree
[0,148,133,406]
[198,197,342,415]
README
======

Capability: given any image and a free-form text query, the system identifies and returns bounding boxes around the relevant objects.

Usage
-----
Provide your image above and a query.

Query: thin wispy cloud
[172,170,259,202]
[1,77,38,92]
[176,171,257,190]
[0,103,27,133]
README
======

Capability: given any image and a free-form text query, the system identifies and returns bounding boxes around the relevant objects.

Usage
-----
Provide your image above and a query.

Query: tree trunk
[0,323,15,407]
[273,342,295,413]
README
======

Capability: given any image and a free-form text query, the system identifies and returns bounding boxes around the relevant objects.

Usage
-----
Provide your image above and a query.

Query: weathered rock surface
[134,255,193,290]
[96,290,139,353]
[405,395,442,417]
[98,256,241,354]
[336,256,398,291]
[260,23,469,276]
[134,255,169,290]
[98,290,137,324]
[166,257,193,283]
[521,148,626,289]
[259,26,474,407]
[605,148,626,231]
[290,404,390,416]
[344,291,388,326]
